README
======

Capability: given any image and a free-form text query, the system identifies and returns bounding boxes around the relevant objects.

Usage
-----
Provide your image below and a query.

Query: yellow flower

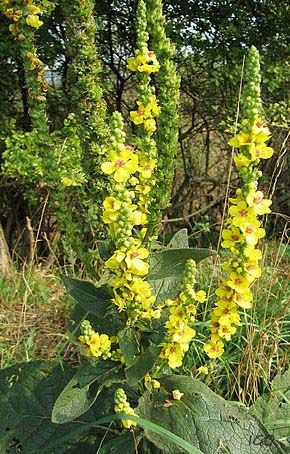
[138,159,156,179]
[102,196,122,223]
[172,389,184,400]
[125,247,149,276]
[101,149,138,183]
[204,339,224,358]
[229,201,256,227]
[218,324,237,341]
[234,153,252,170]
[144,118,156,132]
[171,323,195,345]
[127,49,160,73]
[105,250,126,270]
[227,272,250,293]
[249,143,274,161]
[80,332,111,358]
[221,226,244,248]
[246,190,272,215]
[26,14,43,28]
[161,343,183,368]
[27,5,41,14]
[197,366,209,375]
[195,290,207,303]
[239,220,265,246]
[233,289,253,309]
[213,301,240,325]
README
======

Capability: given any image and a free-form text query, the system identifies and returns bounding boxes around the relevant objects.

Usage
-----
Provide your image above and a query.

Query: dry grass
[0,267,76,368]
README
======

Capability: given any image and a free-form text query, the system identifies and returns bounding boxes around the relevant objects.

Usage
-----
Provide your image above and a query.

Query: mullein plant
[204,46,273,359]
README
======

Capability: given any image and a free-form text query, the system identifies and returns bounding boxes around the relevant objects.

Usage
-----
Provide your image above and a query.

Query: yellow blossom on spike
[229,201,256,227]
[249,143,274,161]
[197,366,209,375]
[195,290,207,303]
[26,14,43,28]
[161,343,183,369]
[227,272,250,293]
[221,226,244,248]
[204,339,224,358]
[105,250,126,270]
[101,149,138,183]
[233,289,253,309]
[246,190,272,215]
[218,324,237,341]
[125,247,149,276]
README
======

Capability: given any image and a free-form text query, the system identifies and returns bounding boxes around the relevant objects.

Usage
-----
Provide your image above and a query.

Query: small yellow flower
[195,290,207,303]
[172,389,184,400]
[229,201,256,227]
[161,343,183,369]
[26,14,43,28]
[221,226,244,248]
[204,339,224,358]
[227,272,250,293]
[125,247,149,276]
[197,366,209,375]
[101,149,138,183]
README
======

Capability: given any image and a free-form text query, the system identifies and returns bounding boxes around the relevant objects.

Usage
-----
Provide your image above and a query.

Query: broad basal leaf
[52,360,124,424]
[0,361,97,454]
[137,375,285,454]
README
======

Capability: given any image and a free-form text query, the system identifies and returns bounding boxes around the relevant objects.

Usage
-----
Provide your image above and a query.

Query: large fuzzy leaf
[137,375,286,454]
[250,368,290,441]
[0,361,98,453]
[52,360,125,424]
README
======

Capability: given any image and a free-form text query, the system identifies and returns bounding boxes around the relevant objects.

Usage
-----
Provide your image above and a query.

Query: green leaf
[250,368,290,440]
[118,327,140,366]
[62,275,112,317]
[52,361,124,424]
[42,414,203,454]
[0,360,97,453]
[125,345,161,385]
[148,248,215,281]
[137,375,285,454]
[148,247,215,303]
[98,432,137,454]
[168,229,189,249]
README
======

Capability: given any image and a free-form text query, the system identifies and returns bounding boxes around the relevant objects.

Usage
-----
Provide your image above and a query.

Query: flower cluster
[79,320,112,360]
[114,388,138,429]
[100,1,162,324]
[160,260,207,368]
[127,49,160,73]
[100,113,160,323]
[130,95,161,132]
[3,1,43,36]
[204,47,273,359]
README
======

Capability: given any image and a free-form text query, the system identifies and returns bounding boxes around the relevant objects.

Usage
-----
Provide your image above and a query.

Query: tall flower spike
[204,46,273,359]
[128,0,161,240]
[160,259,207,369]
[146,0,181,219]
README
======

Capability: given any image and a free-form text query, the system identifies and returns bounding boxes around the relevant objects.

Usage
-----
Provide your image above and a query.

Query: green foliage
[52,360,125,424]
[0,360,98,453]
[62,276,112,318]
[250,368,290,440]
[138,375,286,453]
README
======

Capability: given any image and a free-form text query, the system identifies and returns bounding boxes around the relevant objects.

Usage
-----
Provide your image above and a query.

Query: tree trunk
[0,224,12,277]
